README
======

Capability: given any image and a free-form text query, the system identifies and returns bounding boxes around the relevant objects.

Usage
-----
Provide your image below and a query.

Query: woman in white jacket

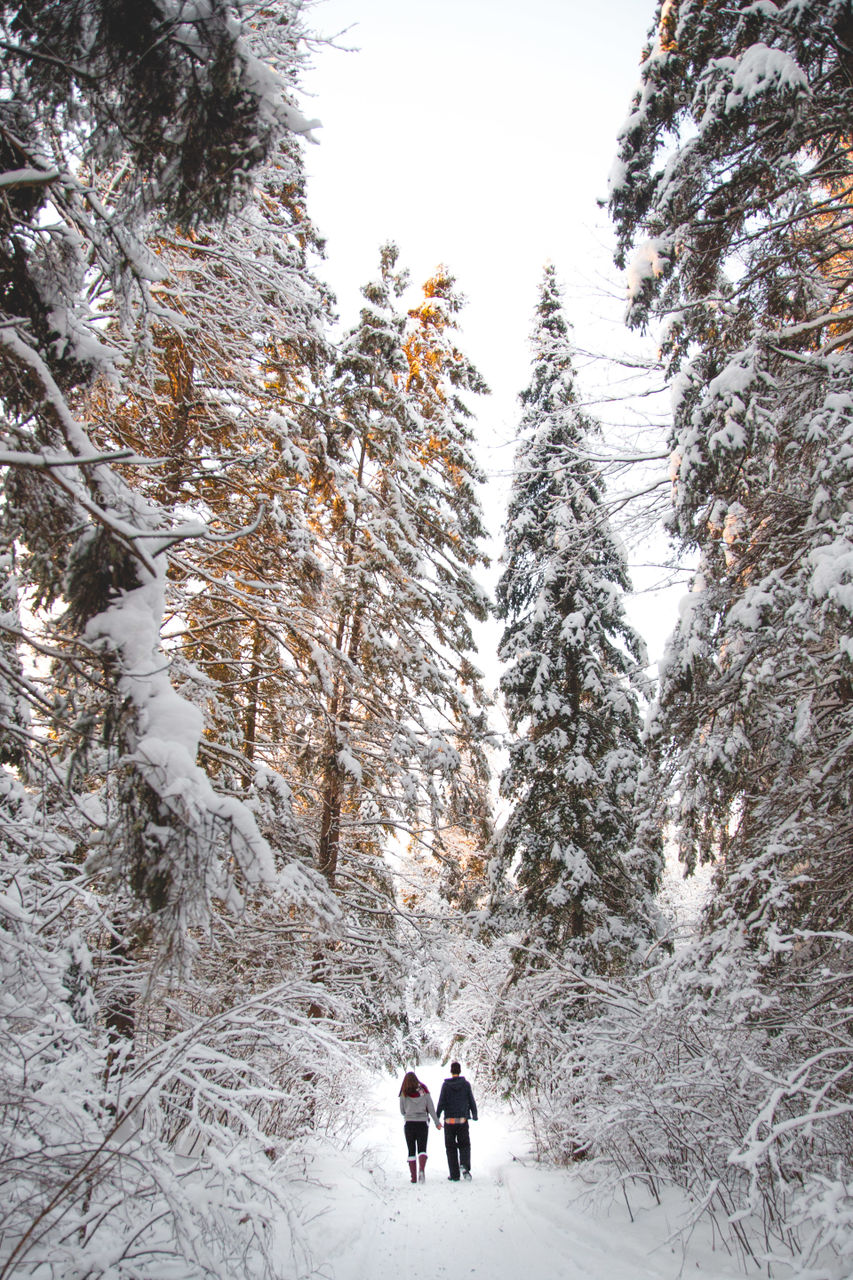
[398,1071,442,1182]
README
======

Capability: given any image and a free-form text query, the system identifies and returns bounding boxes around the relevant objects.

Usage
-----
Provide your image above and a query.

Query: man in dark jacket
[436,1061,478,1181]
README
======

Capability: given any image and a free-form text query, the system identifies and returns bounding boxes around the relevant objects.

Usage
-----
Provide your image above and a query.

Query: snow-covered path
[296,1073,763,1280]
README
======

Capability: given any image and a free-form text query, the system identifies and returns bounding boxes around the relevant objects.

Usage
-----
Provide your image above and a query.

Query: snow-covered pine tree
[486,269,658,1120]
[310,245,491,893]
[604,0,853,1258]
[495,266,656,985]
[610,0,853,975]
[402,266,493,858]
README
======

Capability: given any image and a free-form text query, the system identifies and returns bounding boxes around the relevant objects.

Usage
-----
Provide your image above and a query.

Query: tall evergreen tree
[309,245,491,892]
[495,266,656,978]
[609,0,853,948]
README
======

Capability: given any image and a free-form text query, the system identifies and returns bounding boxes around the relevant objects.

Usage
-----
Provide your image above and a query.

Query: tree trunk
[317,751,344,886]
[243,621,264,772]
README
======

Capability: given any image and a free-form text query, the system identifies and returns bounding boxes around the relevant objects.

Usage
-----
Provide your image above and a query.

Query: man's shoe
[447,1176,459,1181]
[462,1170,472,1181]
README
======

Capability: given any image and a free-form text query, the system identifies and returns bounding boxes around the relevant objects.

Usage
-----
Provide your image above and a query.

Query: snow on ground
[292,1071,765,1280]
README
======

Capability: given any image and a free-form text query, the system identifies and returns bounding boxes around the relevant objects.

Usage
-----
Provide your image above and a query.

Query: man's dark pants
[444,1121,470,1180]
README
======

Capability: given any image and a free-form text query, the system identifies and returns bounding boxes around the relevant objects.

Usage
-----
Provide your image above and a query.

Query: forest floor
[292,1071,768,1280]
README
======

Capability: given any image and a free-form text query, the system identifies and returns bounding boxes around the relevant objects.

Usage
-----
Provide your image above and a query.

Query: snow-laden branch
[0,448,137,468]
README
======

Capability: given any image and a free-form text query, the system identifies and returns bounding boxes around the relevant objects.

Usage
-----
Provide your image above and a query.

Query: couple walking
[399,1061,478,1184]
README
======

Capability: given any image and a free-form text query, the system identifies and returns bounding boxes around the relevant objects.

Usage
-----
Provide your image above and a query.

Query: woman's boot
[418,1153,427,1183]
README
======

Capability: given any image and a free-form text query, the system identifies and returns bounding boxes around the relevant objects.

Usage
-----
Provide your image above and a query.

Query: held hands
[436,1122,442,1130]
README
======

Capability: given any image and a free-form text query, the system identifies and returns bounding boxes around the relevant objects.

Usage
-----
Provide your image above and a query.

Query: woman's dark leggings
[404,1120,429,1158]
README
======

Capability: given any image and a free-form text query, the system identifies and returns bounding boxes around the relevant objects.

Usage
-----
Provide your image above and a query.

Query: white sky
[300,0,681,672]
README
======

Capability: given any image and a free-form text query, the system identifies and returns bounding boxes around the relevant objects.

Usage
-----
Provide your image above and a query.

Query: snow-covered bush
[500,919,853,1277]
[0,767,366,1278]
